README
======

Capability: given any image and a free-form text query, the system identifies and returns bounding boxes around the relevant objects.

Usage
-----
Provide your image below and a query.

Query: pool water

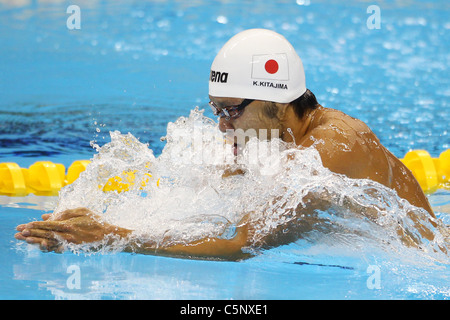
[1,0,449,300]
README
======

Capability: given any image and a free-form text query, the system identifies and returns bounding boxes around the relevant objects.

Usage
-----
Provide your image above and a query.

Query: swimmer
[15,29,437,259]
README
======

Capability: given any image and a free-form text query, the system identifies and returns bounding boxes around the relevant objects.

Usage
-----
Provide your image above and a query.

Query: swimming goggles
[209,99,254,121]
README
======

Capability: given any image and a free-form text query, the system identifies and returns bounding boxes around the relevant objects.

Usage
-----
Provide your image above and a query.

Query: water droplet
[216,15,228,24]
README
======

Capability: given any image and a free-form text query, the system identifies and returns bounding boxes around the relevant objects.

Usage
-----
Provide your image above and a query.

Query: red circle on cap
[265,59,279,74]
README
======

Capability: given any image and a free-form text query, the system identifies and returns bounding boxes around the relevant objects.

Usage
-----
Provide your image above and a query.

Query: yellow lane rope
[0,149,448,196]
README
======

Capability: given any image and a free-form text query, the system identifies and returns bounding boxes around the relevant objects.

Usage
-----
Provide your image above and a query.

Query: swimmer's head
[209,29,319,151]
[208,29,306,104]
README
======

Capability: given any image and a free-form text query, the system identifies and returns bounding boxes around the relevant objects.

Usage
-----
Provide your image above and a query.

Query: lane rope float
[0,149,448,196]
[0,160,159,196]
[400,149,449,193]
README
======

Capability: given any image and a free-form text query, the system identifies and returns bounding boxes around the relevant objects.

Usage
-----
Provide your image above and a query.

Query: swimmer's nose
[219,117,234,133]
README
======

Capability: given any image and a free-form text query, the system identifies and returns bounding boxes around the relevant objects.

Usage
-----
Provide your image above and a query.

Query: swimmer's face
[209,95,283,154]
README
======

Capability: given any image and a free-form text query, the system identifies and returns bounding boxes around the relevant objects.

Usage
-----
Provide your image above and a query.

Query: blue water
[1,0,449,300]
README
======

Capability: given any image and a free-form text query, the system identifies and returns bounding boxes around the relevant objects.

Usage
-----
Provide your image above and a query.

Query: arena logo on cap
[210,70,228,83]
[251,53,289,81]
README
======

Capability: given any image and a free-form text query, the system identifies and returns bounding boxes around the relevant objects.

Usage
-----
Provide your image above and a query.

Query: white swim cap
[209,29,306,103]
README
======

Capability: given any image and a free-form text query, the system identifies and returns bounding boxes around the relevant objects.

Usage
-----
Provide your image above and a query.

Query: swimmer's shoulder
[300,107,393,181]
[313,106,373,135]
[304,106,376,145]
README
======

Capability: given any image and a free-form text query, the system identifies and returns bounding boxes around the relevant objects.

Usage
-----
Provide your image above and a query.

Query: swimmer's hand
[15,208,131,253]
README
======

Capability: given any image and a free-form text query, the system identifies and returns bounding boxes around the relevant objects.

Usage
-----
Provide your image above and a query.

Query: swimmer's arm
[221,167,245,178]
[15,207,250,259]
[132,217,250,259]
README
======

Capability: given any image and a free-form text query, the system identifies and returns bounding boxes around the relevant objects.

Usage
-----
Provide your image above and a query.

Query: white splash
[54,108,450,264]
